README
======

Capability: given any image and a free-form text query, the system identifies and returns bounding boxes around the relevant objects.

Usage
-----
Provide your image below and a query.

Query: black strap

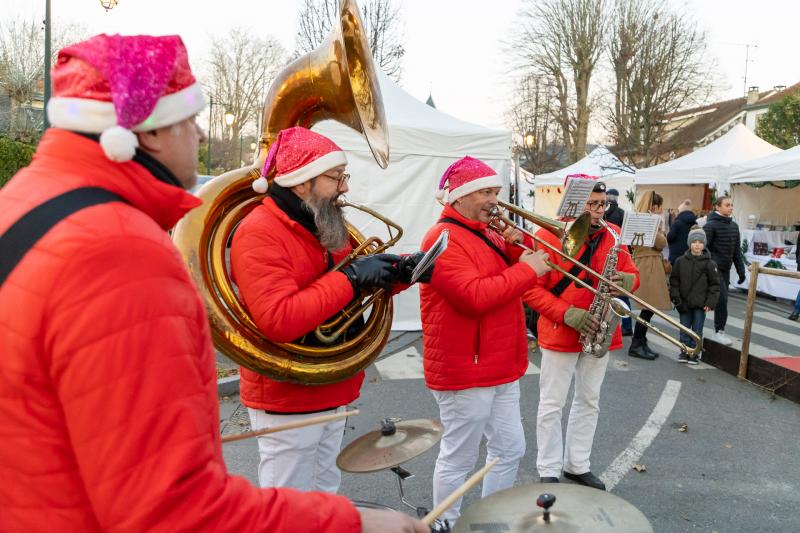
[0,187,126,287]
[439,216,510,265]
[551,237,598,297]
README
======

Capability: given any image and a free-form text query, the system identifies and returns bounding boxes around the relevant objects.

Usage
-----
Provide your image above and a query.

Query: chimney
[747,86,760,105]
[774,85,786,92]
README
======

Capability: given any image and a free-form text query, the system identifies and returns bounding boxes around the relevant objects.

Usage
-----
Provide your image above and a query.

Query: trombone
[491,200,703,357]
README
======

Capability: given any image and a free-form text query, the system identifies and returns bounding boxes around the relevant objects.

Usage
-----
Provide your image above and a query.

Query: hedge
[0,136,36,188]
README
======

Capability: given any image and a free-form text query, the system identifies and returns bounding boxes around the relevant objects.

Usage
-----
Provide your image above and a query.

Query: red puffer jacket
[0,130,359,532]
[230,198,365,412]
[420,204,538,391]
[524,223,640,353]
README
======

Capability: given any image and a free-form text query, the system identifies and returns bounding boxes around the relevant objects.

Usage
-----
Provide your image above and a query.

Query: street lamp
[525,132,535,148]
[224,112,235,127]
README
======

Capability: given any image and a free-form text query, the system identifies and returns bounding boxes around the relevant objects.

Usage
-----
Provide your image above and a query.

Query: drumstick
[421,457,500,526]
[221,409,359,443]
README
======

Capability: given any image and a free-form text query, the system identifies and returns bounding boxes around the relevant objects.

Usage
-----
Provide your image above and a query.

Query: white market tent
[532,146,636,218]
[634,124,780,212]
[727,144,800,227]
[314,71,511,330]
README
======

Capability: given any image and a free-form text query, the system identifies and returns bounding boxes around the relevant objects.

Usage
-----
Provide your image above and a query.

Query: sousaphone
[172,0,396,384]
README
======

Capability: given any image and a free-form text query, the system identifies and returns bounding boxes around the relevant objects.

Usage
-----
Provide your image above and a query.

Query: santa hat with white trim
[436,156,502,203]
[47,34,206,163]
[252,126,347,193]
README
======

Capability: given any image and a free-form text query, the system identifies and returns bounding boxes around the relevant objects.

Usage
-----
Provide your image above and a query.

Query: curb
[218,375,240,397]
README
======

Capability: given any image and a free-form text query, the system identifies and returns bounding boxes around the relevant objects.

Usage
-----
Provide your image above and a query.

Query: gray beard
[303,191,349,252]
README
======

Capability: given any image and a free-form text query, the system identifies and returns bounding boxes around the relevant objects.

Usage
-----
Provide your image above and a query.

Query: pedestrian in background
[703,196,746,345]
[670,227,720,364]
[667,199,697,265]
[629,191,672,360]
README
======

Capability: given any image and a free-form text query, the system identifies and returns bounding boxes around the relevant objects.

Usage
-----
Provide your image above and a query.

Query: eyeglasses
[321,172,350,189]
[585,200,607,210]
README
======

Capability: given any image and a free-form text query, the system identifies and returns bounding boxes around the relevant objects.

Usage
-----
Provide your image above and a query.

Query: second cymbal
[337,418,443,473]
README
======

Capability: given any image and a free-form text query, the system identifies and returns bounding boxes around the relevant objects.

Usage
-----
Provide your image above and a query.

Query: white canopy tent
[634,124,780,213]
[314,71,511,330]
[727,144,800,228]
[532,146,636,217]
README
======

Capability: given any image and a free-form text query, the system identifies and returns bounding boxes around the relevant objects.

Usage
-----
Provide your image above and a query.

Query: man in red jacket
[419,156,551,526]
[524,181,639,491]
[230,126,427,495]
[0,35,423,533]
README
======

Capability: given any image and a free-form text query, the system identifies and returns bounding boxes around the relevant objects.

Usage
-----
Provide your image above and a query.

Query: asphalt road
[220,291,800,532]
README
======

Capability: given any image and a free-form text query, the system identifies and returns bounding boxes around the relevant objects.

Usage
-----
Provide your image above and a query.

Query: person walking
[667,199,697,265]
[628,191,672,360]
[670,227,721,364]
[703,196,746,345]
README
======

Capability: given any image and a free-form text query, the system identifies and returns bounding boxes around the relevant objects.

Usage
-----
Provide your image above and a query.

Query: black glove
[737,273,746,285]
[397,251,434,284]
[341,253,401,292]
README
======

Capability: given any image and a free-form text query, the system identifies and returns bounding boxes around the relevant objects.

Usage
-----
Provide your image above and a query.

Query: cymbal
[454,483,653,533]
[337,418,443,473]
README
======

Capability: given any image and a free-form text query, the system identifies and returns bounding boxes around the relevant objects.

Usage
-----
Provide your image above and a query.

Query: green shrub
[0,137,36,188]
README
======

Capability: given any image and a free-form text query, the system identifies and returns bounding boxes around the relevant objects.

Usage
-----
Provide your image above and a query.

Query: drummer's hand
[359,508,429,533]
[502,226,523,245]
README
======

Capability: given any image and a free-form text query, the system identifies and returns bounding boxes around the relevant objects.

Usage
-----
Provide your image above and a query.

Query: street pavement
[220,291,800,532]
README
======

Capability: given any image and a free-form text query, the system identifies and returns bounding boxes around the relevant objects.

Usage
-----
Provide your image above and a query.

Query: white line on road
[600,379,682,492]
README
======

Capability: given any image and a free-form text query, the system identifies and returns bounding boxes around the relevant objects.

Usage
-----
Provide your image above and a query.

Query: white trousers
[247,406,346,493]
[431,381,526,524]
[536,348,609,478]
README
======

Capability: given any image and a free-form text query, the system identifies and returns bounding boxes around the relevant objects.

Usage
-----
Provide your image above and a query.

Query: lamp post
[206,97,214,173]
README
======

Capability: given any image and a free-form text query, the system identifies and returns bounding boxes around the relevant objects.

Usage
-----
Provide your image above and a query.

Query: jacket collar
[262,196,320,246]
[709,211,731,223]
[31,129,201,230]
[441,203,488,231]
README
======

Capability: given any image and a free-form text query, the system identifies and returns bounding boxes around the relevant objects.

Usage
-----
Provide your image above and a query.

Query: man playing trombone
[419,156,551,527]
[231,127,428,498]
[524,181,639,490]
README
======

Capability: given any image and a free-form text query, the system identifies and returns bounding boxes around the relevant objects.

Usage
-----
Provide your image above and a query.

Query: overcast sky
[7,0,800,138]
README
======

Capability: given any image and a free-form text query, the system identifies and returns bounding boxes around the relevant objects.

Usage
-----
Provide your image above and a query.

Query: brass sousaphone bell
[172,0,399,384]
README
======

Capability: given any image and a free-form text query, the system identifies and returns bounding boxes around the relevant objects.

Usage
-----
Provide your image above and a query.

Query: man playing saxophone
[230,127,428,503]
[524,180,639,490]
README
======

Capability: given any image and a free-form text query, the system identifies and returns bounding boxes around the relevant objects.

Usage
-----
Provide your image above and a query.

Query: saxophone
[579,221,629,358]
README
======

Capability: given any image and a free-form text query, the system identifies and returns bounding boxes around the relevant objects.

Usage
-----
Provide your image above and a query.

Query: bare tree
[515,0,607,163]
[205,28,287,168]
[0,17,84,137]
[607,0,713,166]
[295,0,405,81]
[506,74,562,174]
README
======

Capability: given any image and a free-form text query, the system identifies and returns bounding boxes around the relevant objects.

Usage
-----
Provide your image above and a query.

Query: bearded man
[230,126,424,493]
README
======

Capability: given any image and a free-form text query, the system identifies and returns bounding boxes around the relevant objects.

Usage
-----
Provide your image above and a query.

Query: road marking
[600,379,681,492]
[375,345,540,380]
[648,315,800,358]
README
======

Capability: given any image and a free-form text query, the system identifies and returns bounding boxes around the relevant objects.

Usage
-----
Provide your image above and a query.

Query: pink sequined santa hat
[252,126,347,193]
[47,34,206,163]
[436,156,502,203]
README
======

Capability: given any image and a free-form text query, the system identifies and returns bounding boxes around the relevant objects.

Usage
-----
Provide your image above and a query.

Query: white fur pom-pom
[435,188,446,201]
[100,126,139,162]
[252,176,269,194]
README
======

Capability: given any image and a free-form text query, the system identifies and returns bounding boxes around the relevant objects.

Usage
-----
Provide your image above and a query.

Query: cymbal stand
[389,466,450,532]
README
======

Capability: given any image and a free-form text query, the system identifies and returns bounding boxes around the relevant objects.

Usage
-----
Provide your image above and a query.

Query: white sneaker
[711,332,733,346]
